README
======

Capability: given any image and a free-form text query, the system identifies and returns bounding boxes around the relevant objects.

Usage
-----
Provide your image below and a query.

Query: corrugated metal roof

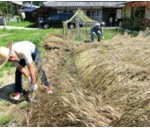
[43,1,125,7]
[20,8,37,12]
[11,1,23,6]
[23,2,39,8]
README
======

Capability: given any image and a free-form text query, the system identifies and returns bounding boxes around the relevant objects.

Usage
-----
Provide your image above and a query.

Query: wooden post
[76,9,80,40]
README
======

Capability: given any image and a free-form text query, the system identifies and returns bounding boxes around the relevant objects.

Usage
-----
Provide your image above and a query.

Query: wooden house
[123,1,150,19]
[37,1,125,26]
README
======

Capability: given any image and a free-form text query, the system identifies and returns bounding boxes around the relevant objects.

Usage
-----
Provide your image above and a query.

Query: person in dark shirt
[90,22,105,42]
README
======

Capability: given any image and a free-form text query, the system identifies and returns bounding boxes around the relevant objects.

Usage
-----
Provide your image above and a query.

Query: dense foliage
[0,1,14,16]
[122,18,150,31]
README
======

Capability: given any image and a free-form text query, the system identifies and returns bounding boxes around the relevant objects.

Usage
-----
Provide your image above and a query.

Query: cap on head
[0,42,12,68]
[101,22,105,26]
[95,22,100,26]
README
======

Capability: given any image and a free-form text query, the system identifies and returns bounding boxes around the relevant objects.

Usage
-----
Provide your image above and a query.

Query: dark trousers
[15,47,50,93]
[91,28,101,42]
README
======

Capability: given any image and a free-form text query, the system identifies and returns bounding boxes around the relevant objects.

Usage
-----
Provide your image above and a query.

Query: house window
[58,9,73,14]
[64,10,73,13]
[92,10,102,22]
[64,10,68,13]
[116,9,122,19]
[68,10,73,13]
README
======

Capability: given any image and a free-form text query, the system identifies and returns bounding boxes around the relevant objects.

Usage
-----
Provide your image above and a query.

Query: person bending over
[0,41,53,100]
[90,22,105,42]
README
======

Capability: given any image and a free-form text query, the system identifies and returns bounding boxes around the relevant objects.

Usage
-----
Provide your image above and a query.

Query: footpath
[0,25,39,30]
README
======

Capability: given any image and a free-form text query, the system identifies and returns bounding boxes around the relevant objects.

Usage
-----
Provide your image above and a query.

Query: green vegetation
[20,101,29,108]
[0,115,12,126]
[0,26,118,75]
[103,28,118,39]
[69,27,119,41]
[0,28,63,46]
[122,18,150,31]
[0,28,63,73]
[7,21,35,27]
[0,2,14,16]
[63,53,80,88]
[0,99,11,106]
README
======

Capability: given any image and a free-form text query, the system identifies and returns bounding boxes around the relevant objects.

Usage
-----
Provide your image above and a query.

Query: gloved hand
[93,32,96,35]
[28,77,32,84]
[97,30,101,35]
[30,84,38,92]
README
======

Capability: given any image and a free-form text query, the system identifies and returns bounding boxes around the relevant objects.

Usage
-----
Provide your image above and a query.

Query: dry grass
[22,86,121,126]
[20,28,150,127]
[21,34,120,127]
[75,28,150,126]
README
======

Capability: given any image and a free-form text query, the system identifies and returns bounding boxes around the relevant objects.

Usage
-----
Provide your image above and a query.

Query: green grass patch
[0,81,3,86]
[7,21,35,27]
[104,28,118,39]
[20,101,29,108]
[63,53,80,88]
[0,115,12,126]
[69,27,119,41]
[0,28,63,47]
[0,28,63,71]
[0,99,11,106]
[0,27,119,73]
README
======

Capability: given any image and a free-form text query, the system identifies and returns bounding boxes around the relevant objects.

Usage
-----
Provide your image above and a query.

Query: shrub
[16,16,21,23]
[122,18,148,31]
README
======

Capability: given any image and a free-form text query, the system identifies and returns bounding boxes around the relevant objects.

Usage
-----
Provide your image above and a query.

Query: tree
[32,1,43,6]
[0,1,14,16]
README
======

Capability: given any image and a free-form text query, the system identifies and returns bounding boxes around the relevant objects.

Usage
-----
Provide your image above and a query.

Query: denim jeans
[15,47,50,93]
[90,28,101,42]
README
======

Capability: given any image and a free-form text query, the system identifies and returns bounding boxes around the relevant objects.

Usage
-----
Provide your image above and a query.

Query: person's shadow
[0,83,16,103]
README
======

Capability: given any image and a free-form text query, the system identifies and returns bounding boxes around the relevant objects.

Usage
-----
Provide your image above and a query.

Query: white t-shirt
[12,41,36,65]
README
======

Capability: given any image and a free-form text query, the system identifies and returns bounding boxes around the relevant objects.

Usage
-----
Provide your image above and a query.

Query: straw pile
[21,34,120,127]
[21,28,150,126]
[75,29,150,126]
[23,89,121,127]
[41,34,73,51]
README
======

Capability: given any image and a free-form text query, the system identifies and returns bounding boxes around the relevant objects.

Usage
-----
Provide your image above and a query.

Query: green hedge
[122,18,150,31]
